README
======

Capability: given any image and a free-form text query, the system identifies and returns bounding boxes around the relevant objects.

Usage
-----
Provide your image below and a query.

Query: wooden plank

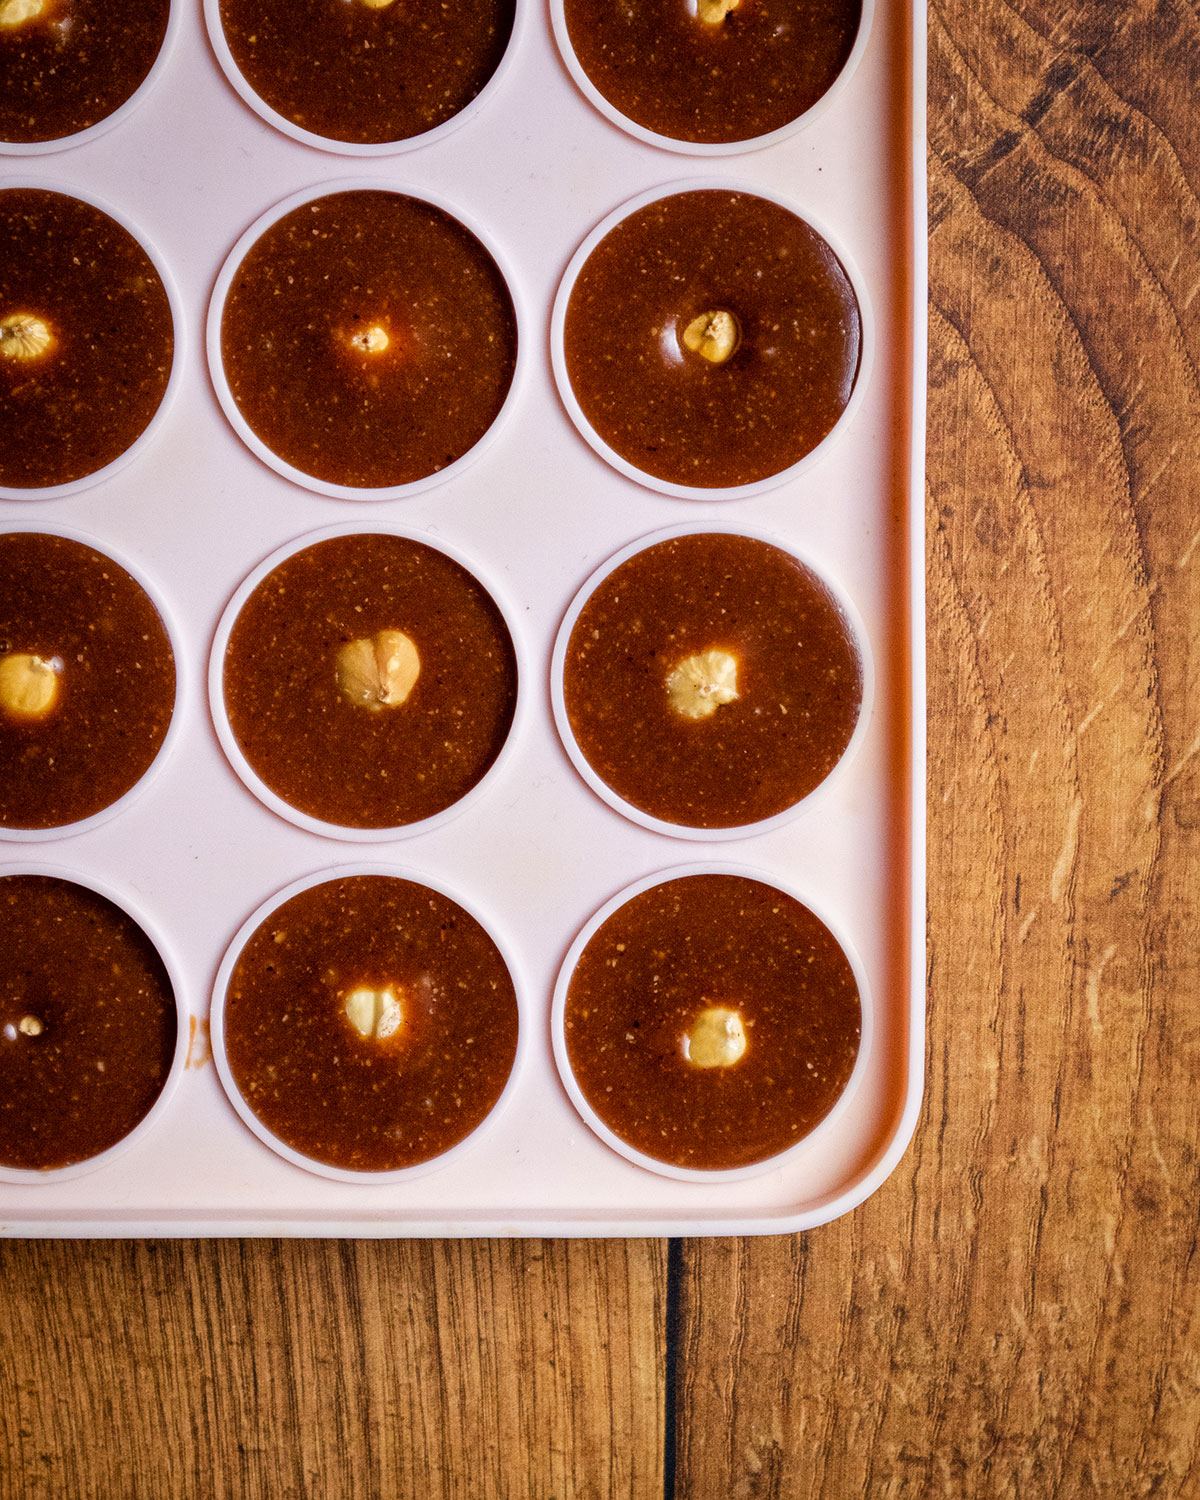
[671,1,1200,1495]
[0,1239,666,1499]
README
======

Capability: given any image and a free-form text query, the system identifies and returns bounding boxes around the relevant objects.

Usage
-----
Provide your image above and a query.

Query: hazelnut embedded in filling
[0,652,62,720]
[0,313,54,361]
[666,648,739,720]
[347,323,390,355]
[695,0,740,21]
[681,309,741,364]
[343,984,404,1040]
[335,629,420,710]
[2,1015,45,1042]
[0,0,48,29]
[683,1006,747,1068]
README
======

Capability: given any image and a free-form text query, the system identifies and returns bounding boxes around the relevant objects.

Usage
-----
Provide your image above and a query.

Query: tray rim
[0,0,927,1240]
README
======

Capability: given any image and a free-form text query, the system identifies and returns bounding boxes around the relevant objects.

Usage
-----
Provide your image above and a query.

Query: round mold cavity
[0,180,184,500]
[0,521,185,843]
[0,0,180,155]
[550,179,874,501]
[209,521,525,842]
[550,0,873,156]
[550,522,873,840]
[0,862,189,1184]
[206,180,523,500]
[210,864,528,1183]
[551,862,873,1183]
[203,0,524,156]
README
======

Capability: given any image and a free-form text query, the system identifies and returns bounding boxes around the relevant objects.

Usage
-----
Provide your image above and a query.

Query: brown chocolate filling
[218,0,514,145]
[0,0,168,144]
[0,875,176,1172]
[220,190,517,489]
[564,873,861,1170]
[562,0,860,145]
[0,531,176,831]
[0,189,174,490]
[222,532,518,830]
[223,874,519,1172]
[562,189,861,490]
[562,532,862,829]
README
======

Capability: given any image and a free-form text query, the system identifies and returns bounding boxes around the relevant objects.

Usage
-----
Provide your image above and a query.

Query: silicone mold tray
[0,0,925,1235]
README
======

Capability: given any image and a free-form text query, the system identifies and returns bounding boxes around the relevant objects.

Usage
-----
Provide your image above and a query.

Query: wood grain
[4,4,1197,1497]
[673,1,1200,1496]
[0,1239,665,1499]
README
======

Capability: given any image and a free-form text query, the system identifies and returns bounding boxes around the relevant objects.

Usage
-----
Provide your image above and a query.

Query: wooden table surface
[3,1,1197,1494]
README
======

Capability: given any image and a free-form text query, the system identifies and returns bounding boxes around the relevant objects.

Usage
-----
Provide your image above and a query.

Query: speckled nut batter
[222,531,518,830]
[219,190,517,489]
[0,0,168,144]
[0,531,176,830]
[0,875,176,1171]
[562,0,860,145]
[563,873,861,1171]
[0,188,175,489]
[562,189,861,489]
[223,874,519,1172]
[562,531,862,829]
[219,0,514,145]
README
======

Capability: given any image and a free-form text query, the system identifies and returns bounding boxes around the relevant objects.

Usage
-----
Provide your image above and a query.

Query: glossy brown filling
[223,875,520,1172]
[562,190,860,489]
[223,532,518,829]
[0,531,176,830]
[220,190,517,489]
[0,189,174,489]
[0,875,176,1171]
[219,0,514,144]
[562,532,862,829]
[564,873,861,1170]
[563,0,860,145]
[0,0,168,144]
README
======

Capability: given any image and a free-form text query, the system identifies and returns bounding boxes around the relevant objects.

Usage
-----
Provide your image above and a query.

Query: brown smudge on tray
[184,1018,212,1070]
